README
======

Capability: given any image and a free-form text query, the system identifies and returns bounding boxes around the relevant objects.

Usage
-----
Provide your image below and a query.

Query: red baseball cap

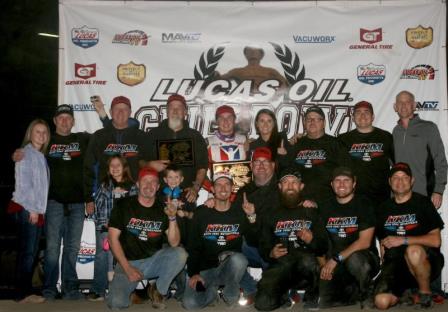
[111,96,131,109]
[354,101,374,114]
[252,147,273,161]
[138,167,159,181]
[167,94,187,108]
[215,105,236,119]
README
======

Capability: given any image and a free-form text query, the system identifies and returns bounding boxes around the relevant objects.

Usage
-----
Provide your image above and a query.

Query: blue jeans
[182,252,248,309]
[42,200,85,299]
[240,241,268,296]
[90,230,113,296]
[107,247,187,309]
[13,209,43,299]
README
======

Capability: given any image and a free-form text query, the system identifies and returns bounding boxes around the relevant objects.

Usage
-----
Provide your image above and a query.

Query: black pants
[319,249,380,308]
[255,250,320,311]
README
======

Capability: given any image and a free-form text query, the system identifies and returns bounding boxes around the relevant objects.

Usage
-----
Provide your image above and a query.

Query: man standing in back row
[392,90,447,209]
[339,101,394,206]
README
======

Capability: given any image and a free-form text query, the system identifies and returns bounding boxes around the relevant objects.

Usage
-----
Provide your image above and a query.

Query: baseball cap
[138,167,159,180]
[252,147,273,161]
[354,101,374,114]
[213,171,233,183]
[111,96,131,109]
[215,105,236,119]
[54,104,74,118]
[389,162,412,178]
[331,166,355,180]
[279,166,302,182]
[167,94,187,108]
[305,105,325,119]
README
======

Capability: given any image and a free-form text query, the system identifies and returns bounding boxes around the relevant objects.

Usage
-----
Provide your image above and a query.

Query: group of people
[8,90,447,310]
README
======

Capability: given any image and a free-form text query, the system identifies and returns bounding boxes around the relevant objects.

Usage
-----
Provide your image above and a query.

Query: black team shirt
[260,205,328,262]
[339,128,394,204]
[375,192,444,260]
[288,134,351,202]
[47,132,90,203]
[108,196,168,261]
[319,195,376,257]
[186,204,257,276]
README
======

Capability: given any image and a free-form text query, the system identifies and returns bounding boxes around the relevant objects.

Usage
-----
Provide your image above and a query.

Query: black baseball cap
[305,105,325,119]
[331,166,355,180]
[389,162,412,178]
[279,166,302,182]
[54,104,74,117]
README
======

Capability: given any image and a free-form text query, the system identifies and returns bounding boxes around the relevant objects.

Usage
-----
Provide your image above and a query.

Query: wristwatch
[246,213,257,223]
[332,253,344,263]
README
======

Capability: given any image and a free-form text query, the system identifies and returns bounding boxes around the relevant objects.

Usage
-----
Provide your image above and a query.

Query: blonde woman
[9,119,50,303]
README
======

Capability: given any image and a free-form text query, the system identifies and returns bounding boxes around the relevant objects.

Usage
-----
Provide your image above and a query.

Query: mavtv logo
[416,101,438,111]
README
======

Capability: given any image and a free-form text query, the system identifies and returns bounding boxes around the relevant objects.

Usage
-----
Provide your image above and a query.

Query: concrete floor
[0,298,446,312]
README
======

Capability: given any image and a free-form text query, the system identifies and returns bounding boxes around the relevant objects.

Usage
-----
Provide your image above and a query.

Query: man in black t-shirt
[255,167,328,311]
[339,101,394,205]
[319,167,379,308]
[287,105,351,202]
[107,167,187,310]
[182,172,258,309]
[374,163,444,310]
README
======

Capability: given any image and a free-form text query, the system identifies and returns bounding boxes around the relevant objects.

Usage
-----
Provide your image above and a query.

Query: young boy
[162,164,194,219]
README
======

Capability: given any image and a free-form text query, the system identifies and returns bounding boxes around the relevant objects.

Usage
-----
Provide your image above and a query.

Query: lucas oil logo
[357,63,385,85]
[71,26,99,49]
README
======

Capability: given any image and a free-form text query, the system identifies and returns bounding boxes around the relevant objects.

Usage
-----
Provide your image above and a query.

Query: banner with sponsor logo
[59,0,447,285]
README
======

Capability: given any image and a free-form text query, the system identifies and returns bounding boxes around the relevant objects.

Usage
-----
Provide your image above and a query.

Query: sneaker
[86,292,105,302]
[418,293,434,309]
[148,284,166,309]
[238,290,254,308]
[18,294,46,304]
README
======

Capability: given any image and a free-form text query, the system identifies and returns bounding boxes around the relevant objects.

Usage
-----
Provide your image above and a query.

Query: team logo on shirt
[48,143,81,160]
[274,219,312,244]
[295,150,326,168]
[203,224,240,246]
[104,144,139,157]
[126,218,163,241]
[348,143,384,162]
[326,217,358,238]
[219,145,242,161]
[384,214,418,236]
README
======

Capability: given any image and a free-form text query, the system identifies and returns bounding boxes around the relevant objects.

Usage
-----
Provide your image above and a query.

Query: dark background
[0,0,58,236]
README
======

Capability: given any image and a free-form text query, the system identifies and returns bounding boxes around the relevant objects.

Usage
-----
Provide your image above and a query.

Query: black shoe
[86,292,105,302]
[418,293,433,309]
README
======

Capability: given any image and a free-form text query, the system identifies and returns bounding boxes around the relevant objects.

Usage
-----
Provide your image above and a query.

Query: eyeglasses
[305,117,324,123]
[252,159,271,166]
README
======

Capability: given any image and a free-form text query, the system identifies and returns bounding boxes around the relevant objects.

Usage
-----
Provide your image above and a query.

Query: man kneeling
[374,163,444,310]
[107,168,187,309]
[182,172,258,309]
[255,167,328,311]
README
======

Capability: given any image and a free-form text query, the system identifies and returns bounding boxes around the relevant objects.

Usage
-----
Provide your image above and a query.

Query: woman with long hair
[249,109,291,169]
[9,119,50,303]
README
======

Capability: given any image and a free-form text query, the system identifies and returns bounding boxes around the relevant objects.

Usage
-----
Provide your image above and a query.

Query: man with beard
[144,94,208,205]
[339,101,394,205]
[318,167,379,309]
[182,172,258,309]
[374,163,444,310]
[255,167,327,311]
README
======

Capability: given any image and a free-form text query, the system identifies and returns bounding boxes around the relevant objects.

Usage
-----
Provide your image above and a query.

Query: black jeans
[255,250,320,311]
[319,249,380,308]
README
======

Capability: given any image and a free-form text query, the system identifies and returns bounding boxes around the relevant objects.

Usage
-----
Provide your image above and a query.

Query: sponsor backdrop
[59,0,448,286]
